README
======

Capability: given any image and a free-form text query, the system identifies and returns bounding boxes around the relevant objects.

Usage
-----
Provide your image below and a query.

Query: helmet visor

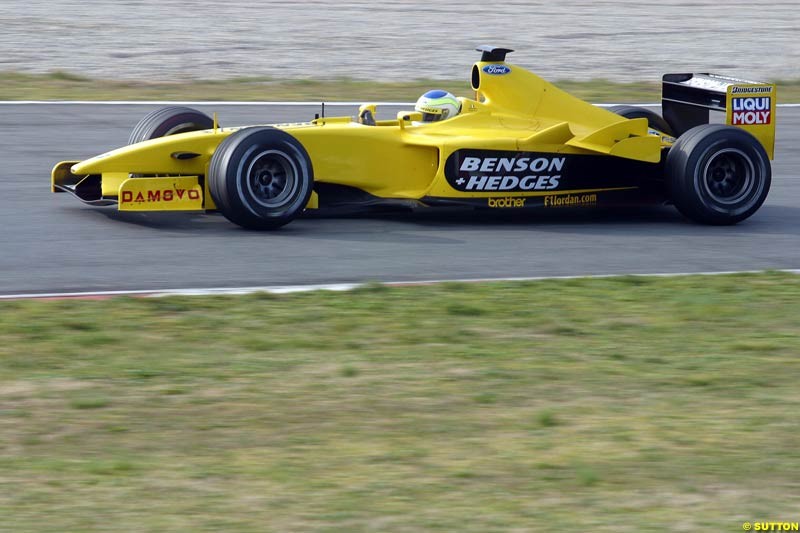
[421,112,444,122]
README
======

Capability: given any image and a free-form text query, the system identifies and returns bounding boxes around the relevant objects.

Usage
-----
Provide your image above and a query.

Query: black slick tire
[128,106,215,144]
[665,124,771,225]
[208,127,314,230]
[608,104,675,136]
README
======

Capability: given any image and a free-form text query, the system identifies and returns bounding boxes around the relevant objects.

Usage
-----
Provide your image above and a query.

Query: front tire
[208,127,314,230]
[128,106,215,144]
[665,124,771,225]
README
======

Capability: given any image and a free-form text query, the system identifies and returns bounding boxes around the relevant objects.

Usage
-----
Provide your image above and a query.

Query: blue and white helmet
[415,90,461,122]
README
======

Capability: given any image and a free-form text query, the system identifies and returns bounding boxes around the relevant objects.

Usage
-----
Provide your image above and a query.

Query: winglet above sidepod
[566,118,662,163]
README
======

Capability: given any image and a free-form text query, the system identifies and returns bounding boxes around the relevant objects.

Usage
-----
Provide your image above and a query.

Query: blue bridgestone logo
[482,64,511,75]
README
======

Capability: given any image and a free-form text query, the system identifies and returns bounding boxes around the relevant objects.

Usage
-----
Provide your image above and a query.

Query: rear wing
[662,73,776,159]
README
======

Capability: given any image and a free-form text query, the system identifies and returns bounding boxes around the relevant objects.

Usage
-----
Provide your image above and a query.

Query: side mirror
[397,111,423,129]
[358,104,377,125]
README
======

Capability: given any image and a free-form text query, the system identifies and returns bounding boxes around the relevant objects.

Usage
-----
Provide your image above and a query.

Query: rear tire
[208,127,314,230]
[609,105,674,136]
[128,106,215,144]
[665,124,770,225]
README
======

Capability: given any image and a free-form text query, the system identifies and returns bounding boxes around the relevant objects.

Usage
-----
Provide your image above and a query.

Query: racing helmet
[415,90,461,122]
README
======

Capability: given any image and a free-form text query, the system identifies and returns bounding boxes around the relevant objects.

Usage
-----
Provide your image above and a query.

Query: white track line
[1,270,798,301]
[0,101,798,108]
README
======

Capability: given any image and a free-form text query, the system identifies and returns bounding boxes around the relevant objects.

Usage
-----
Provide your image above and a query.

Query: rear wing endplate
[662,73,776,159]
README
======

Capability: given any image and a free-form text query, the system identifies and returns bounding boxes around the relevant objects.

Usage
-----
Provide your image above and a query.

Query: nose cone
[71,151,115,174]
[69,130,221,176]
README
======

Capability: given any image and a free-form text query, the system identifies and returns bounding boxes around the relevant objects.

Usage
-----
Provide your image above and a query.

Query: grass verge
[2,71,799,102]
[2,273,800,531]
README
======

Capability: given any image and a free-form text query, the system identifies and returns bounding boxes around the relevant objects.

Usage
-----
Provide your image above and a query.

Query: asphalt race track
[1,103,798,296]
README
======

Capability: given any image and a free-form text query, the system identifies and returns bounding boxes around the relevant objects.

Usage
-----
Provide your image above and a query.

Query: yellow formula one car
[52,46,777,229]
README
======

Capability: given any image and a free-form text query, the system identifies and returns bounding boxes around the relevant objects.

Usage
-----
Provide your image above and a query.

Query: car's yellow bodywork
[52,48,776,217]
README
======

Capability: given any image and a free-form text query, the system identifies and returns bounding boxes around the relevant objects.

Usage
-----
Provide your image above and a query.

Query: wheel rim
[702,148,755,205]
[245,150,299,208]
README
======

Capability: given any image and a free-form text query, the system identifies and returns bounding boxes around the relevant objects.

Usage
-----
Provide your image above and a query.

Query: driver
[414,90,461,122]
